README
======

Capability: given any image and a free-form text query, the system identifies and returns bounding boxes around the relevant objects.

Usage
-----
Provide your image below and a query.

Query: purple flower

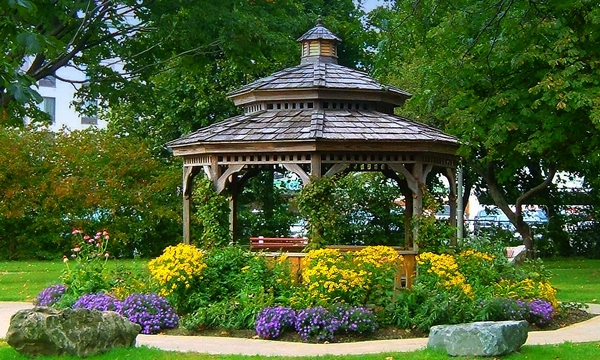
[34,284,66,306]
[73,293,123,312]
[255,306,296,339]
[295,306,341,342]
[528,299,554,326]
[330,303,377,334]
[120,293,179,334]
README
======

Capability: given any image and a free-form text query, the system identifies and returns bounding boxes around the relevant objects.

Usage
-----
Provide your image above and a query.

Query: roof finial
[316,16,322,26]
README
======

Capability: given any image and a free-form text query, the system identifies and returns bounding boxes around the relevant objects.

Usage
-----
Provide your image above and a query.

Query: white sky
[361,0,387,12]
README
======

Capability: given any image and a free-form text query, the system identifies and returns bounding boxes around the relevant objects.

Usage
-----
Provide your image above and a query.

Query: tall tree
[371,0,600,254]
[1,0,371,131]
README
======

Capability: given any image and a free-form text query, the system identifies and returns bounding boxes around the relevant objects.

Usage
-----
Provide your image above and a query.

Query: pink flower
[104,252,110,258]
[83,235,90,240]
[71,229,82,235]
[71,254,77,258]
[63,256,69,263]
[73,246,81,252]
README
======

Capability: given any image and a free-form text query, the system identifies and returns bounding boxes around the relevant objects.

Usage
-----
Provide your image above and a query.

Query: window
[39,97,56,123]
[81,98,98,125]
[39,76,56,88]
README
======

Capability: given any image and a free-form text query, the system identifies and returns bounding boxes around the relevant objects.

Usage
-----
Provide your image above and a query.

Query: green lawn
[0,260,146,302]
[1,342,600,360]
[544,258,600,304]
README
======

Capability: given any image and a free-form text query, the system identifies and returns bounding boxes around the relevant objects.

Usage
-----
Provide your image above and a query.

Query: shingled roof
[227,62,411,103]
[296,19,341,42]
[167,109,457,152]
[167,20,459,155]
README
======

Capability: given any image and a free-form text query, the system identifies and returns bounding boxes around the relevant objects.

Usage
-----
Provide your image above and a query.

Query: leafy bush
[0,127,181,260]
[193,177,231,249]
[182,291,274,331]
[148,243,207,312]
[298,246,402,307]
[493,278,558,309]
[34,284,67,306]
[120,293,179,334]
[61,230,112,297]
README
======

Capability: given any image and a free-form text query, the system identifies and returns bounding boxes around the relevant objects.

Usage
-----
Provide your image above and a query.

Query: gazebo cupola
[297,18,341,64]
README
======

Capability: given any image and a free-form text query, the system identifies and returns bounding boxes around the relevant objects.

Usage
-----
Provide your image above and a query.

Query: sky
[361,0,387,12]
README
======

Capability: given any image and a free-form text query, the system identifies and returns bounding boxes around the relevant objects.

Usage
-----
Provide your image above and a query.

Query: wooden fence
[252,244,417,289]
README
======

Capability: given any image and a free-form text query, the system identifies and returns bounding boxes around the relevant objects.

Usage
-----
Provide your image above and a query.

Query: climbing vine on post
[296,176,343,249]
[193,177,231,249]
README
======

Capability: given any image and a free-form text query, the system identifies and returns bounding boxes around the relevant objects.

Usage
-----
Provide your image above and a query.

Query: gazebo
[167,20,460,282]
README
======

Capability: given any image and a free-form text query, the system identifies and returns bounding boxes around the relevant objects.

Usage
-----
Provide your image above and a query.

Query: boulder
[428,320,528,357]
[6,307,141,358]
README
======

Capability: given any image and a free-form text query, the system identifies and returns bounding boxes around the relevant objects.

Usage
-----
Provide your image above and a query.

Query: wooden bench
[250,236,309,252]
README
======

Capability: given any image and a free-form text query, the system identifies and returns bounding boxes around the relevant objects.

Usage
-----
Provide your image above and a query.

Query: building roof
[167,109,457,148]
[227,62,411,102]
[296,20,341,42]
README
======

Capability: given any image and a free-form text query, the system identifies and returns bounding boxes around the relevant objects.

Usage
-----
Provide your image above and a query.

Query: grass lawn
[1,341,600,360]
[0,260,146,302]
[543,258,600,304]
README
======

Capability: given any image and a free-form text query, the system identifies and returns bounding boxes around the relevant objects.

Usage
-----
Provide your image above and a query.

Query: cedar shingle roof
[296,22,341,42]
[167,109,457,147]
[228,62,411,99]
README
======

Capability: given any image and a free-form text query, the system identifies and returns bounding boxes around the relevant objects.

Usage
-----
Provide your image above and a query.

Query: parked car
[473,206,548,234]
[473,207,515,233]
[435,205,451,221]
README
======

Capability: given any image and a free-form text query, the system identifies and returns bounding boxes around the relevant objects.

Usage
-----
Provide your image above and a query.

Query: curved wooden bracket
[325,163,349,177]
[282,163,310,185]
[216,164,245,194]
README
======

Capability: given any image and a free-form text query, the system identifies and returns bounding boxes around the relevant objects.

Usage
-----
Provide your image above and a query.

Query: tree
[370,0,600,255]
[0,126,181,259]
[1,0,372,130]
[105,0,374,158]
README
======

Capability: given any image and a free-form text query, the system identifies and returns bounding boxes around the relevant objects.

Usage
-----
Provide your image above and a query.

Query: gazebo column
[182,165,200,244]
[389,162,433,251]
[444,168,458,247]
[310,153,322,178]
[228,176,239,244]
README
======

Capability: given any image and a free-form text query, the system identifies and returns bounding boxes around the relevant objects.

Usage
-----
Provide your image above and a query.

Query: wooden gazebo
[167,21,460,281]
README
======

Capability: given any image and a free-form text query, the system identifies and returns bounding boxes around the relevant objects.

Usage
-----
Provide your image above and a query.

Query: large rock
[6,307,141,358]
[428,320,528,357]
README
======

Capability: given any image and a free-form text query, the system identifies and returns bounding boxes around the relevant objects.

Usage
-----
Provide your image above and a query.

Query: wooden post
[403,253,416,288]
[229,175,238,244]
[310,153,322,178]
[182,166,196,245]
[445,168,458,247]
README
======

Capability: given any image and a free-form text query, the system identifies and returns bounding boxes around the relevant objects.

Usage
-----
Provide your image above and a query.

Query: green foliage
[193,177,231,249]
[147,243,208,313]
[297,176,343,248]
[60,230,112,299]
[0,126,181,260]
[297,173,404,247]
[295,247,402,308]
[236,172,298,241]
[182,291,274,331]
[371,0,600,250]
[388,248,559,331]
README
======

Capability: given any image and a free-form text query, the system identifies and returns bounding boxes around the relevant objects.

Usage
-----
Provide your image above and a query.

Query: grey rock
[6,307,141,358]
[428,320,528,357]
